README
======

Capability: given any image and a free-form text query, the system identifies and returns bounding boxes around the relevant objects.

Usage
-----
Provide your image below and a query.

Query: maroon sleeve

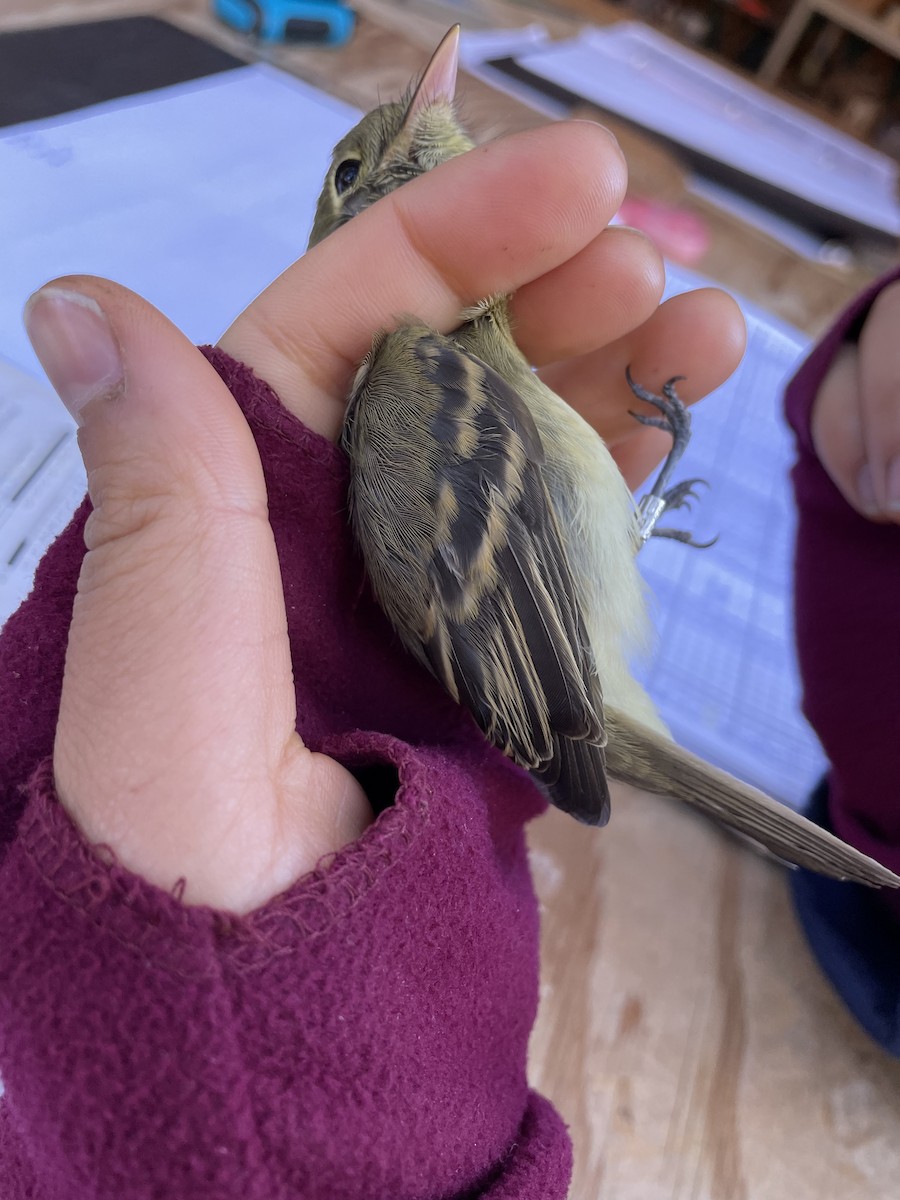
[0,350,572,1200]
[785,269,900,909]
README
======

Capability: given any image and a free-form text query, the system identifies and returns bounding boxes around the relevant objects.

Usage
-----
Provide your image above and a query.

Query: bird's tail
[605,706,900,888]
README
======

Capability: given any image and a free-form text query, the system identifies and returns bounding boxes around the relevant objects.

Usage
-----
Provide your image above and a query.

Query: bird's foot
[626,369,713,548]
[646,480,717,548]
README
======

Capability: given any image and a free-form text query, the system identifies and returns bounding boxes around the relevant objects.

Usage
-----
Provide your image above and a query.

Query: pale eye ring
[334,159,361,195]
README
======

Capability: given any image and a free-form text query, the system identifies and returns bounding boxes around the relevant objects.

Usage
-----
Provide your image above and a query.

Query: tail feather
[605,707,900,889]
[535,736,611,827]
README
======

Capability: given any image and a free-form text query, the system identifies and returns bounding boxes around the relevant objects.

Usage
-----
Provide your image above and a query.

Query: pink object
[617,195,711,265]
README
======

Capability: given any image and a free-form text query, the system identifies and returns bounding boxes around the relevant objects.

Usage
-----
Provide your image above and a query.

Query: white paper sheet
[1,61,825,806]
[462,25,568,119]
[0,63,360,378]
[458,22,550,67]
[485,21,900,237]
[0,358,84,622]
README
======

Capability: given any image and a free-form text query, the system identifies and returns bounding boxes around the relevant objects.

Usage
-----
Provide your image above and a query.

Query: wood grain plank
[529,794,900,1199]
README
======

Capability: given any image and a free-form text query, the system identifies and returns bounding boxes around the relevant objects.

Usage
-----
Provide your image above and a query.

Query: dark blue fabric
[791,779,900,1055]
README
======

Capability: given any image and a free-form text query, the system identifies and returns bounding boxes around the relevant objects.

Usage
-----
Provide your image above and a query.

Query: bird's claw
[626,370,714,549]
[626,370,690,445]
[651,526,719,549]
[660,478,708,513]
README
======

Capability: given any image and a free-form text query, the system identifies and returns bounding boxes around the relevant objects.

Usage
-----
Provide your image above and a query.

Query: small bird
[308,27,899,888]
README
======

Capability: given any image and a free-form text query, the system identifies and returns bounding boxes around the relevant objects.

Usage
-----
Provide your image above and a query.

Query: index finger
[218,121,626,440]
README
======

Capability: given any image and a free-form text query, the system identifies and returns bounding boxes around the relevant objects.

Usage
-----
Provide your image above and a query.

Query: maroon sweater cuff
[0,349,571,1199]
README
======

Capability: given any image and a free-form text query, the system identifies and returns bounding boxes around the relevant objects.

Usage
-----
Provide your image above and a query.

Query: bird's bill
[403,25,460,127]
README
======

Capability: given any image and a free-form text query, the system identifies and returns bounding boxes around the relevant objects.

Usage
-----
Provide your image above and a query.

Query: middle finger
[508,225,665,365]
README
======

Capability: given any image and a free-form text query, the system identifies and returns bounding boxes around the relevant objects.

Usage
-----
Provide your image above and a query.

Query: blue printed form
[634,268,824,807]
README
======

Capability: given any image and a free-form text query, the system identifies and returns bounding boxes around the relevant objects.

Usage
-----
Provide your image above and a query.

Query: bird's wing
[348,326,610,822]
[420,336,604,752]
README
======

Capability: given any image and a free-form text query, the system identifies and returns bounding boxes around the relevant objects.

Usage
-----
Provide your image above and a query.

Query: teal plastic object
[213,0,355,46]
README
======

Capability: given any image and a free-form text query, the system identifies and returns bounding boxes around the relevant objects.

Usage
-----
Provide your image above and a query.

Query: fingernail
[24,287,123,424]
[887,456,900,514]
[856,462,878,515]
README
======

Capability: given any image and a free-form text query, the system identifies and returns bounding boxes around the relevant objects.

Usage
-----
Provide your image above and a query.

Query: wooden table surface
[3,1,900,1196]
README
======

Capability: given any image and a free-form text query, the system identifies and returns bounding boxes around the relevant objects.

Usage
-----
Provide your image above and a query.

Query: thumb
[24,277,370,913]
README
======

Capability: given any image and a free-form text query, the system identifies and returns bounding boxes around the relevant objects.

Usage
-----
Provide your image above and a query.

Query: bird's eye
[334,159,361,195]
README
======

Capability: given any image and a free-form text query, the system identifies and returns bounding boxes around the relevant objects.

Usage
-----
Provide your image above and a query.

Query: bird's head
[307,26,474,248]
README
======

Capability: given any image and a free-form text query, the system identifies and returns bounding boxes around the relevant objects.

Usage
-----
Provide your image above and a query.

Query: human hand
[23,123,745,915]
[811,279,900,522]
